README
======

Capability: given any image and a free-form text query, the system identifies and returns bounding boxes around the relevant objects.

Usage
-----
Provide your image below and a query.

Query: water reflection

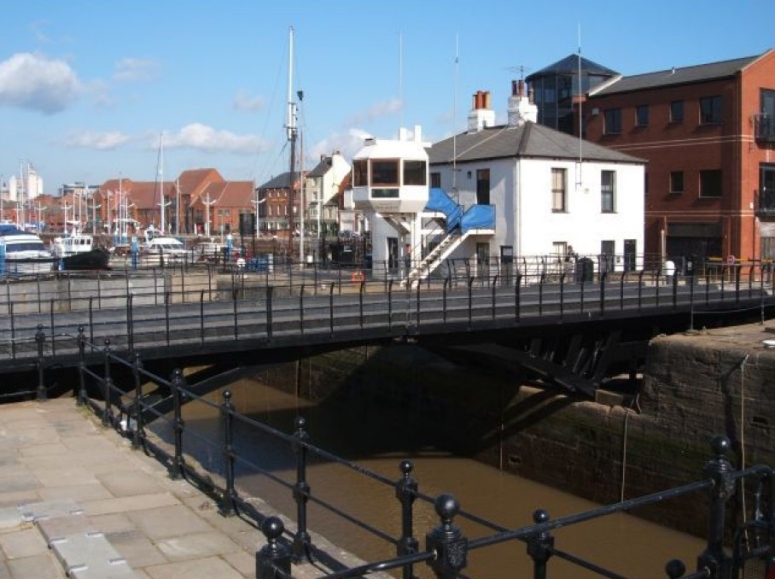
[165,377,706,578]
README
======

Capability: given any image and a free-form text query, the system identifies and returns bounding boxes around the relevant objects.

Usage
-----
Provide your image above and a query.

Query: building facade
[571,50,775,264]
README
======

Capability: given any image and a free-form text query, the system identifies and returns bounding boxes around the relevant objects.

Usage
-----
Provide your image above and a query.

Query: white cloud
[162,123,272,154]
[0,52,81,114]
[344,98,402,126]
[114,58,161,82]
[308,128,372,163]
[63,130,132,150]
[233,90,265,111]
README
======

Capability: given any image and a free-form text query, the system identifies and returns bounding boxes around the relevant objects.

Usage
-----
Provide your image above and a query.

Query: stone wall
[252,323,775,537]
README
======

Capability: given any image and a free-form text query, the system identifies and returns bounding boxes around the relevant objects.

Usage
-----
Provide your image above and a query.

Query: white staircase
[379,214,412,235]
[401,230,469,287]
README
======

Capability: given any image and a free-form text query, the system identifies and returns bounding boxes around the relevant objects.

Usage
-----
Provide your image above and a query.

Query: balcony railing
[754,113,775,142]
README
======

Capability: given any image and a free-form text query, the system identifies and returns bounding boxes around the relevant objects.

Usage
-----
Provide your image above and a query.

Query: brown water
[175,379,707,579]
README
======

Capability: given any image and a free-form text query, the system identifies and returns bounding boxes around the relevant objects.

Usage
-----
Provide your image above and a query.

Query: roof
[526,54,619,80]
[590,54,762,96]
[306,157,332,179]
[258,172,303,190]
[428,122,645,166]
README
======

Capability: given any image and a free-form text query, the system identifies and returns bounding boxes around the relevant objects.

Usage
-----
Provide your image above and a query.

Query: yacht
[0,224,55,274]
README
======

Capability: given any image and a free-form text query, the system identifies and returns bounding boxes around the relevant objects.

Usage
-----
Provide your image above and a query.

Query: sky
[1,0,773,195]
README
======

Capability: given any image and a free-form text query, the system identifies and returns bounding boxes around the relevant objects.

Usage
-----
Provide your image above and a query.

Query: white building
[8,164,44,202]
[426,80,646,277]
[304,152,351,237]
[351,79,645,283]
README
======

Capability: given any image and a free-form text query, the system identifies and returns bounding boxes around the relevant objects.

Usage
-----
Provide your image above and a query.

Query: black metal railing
[2,262,773,378]
[68,338,775,578]
[754,113,775,143]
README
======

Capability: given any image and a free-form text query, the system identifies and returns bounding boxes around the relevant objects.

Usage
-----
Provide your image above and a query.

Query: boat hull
[60,248,111,271]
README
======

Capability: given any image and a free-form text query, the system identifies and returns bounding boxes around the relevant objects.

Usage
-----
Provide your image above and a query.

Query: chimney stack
[507,80,538,127]
[467,89,496,133]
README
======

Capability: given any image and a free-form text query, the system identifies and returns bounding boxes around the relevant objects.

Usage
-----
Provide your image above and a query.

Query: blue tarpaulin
[461,205,495,233]
[425,188,463,232]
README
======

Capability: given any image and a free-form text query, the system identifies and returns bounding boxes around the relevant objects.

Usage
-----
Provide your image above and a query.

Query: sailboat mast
[286,26,297,254]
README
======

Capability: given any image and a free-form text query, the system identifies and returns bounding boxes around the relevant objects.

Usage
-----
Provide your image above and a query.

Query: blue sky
[1,0,772,194]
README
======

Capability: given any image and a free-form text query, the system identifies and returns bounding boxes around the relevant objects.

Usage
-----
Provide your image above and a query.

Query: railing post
[425,494,468,578]
[256,517,291,579]
[360,282,366,330]
[491,275,498,320]
[672,269,679,309]
[395,460,419,579]
[329,282,335,337]
[526,509,554,579]
[696,436,735,578]
[76,326,87,406]
[515,273,522,321]
[165,290,171,346]
[232,288,239,340]
[131,352,144,449]
[299,285,305,335]
[559,273,566,318]
[199,289,206,347]
[266,285,274,341]
[170,369,185,480]
[102,339,113,427]
[292,416,312,562]
[388,280,394,331]
[735,265,741,304]
[126,293,134,353]
[220,389,237,516]
[35,324,47,401]
[467,277,474,330]
[599,272,607,316]
[442,278,449,324]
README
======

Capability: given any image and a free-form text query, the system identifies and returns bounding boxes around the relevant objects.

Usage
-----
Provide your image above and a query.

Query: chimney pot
[512,80,518,96]
[518,79,525,97]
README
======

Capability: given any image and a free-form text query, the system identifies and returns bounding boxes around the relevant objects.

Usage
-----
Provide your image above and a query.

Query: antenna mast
[576,24,583,191]
[452,34,459,201]
[286,26,297,254]
[399,31,404,131]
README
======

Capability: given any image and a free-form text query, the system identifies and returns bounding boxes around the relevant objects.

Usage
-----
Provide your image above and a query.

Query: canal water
[168,376,707,579]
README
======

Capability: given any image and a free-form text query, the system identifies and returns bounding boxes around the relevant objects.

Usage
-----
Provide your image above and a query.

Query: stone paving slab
[0,398,383,579]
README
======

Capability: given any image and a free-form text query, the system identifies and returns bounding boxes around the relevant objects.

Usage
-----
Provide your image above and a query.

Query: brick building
[528,49,775,264]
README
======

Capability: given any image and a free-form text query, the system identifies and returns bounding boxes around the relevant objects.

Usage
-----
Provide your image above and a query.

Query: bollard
[256,516,291,579]
[170,369,185,480]
[35,324,46,400]
[526,509,554,579]
[291,416,312,561]
[425,494,468,578]
[220,389,237,517]
[395,460,419,579]
[696,436,735,577]
[76,326,86,406]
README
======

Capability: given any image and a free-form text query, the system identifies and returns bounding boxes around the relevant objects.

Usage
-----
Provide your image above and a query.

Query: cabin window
[552,168,566,212]
[430,172,441,188]
[403,160,426,186]
[353,160,368,187]
[371,160,399,186]
[601,170,616,213]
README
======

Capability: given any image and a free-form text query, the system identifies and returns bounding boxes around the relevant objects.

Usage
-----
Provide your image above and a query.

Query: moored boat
[0,224,55,274]
[52,231,111,271]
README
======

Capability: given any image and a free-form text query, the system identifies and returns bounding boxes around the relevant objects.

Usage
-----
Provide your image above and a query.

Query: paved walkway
[0,397,355,578]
